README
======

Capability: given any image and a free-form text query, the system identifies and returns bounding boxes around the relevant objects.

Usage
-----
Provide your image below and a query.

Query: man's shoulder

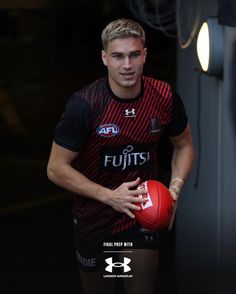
[143,76,172,91]
[65,77,109,116]
[67,77,107,110]
[74,77,107,99]
[143,76,173,99]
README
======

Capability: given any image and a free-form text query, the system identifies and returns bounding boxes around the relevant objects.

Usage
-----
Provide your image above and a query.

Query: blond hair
[101,19,145,50]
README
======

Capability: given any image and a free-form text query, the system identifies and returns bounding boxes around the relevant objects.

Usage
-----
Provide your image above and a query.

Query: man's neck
[108,77,142,99]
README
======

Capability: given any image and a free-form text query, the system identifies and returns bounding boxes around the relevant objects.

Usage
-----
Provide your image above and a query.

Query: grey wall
[220,26,236,294]
[175,1,236,294]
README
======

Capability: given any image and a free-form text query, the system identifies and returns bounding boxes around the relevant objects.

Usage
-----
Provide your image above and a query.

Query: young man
[47,19,194,294]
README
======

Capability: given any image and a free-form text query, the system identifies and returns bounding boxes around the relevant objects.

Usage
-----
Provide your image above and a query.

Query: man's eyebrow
[111,50,142,55]
[130,50,142,54]
[111,52,123,55]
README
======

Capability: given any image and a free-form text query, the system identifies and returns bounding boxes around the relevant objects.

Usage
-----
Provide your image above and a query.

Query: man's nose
[123,56,132,69]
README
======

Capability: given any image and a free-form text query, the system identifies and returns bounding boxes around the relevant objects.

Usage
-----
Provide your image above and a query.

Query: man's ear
[143,47,147,63]
[101,50,107,66]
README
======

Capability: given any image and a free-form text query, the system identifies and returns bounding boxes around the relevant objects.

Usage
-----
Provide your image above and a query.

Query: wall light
[196,17,224,77]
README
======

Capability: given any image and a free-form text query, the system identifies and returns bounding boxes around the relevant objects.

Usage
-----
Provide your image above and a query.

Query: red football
[133,180,173,231]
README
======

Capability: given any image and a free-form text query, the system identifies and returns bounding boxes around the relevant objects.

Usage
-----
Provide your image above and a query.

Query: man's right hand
[104,177,147,219]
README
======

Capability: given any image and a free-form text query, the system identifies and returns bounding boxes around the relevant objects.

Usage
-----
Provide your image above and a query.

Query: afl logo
[96,124,119,137]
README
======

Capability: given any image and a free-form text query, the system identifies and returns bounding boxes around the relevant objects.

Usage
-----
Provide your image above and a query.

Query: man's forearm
[47,162,110,203]
[169,143,194,200]
[47,161,146,218]
[171,144,194,182]
[168,124,195,200]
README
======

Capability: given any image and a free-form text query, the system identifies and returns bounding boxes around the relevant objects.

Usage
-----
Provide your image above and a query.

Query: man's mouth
[120,72,135,78]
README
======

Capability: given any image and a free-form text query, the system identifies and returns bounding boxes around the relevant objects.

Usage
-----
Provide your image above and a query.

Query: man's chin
[119,79,136,88]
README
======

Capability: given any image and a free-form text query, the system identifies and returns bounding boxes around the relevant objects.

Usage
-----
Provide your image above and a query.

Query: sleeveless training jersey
[54,76,188,239]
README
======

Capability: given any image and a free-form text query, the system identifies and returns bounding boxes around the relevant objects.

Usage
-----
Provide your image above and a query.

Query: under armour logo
[125,108,136,117]
[105,257,131,273]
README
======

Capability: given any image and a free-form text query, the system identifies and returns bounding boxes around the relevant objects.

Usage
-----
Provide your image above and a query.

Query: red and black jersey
[54,76,188,238]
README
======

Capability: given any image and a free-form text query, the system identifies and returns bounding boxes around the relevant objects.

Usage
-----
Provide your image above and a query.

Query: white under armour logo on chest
[124,108,136,117]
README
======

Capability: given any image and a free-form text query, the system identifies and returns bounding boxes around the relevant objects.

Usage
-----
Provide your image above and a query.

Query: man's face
[101,37,147,96]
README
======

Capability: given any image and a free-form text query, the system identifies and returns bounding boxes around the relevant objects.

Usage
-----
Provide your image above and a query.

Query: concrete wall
[175,1,236,293]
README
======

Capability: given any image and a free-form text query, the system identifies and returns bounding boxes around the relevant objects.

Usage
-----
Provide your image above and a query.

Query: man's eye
[131,52,141,58]
[113,55,123,59]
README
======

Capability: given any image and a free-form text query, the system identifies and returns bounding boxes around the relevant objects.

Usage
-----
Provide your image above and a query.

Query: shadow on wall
[229,38,236,153]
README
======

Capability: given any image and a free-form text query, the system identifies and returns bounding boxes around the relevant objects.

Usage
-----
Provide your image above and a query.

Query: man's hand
[105,177,147,219]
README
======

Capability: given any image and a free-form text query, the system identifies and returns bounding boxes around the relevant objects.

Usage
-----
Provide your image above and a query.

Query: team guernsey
[54,76,187,239]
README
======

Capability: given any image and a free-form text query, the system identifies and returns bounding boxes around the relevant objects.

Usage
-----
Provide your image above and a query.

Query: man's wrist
[97,186,111,204]
[169,177,184,201]
[170,177,184,185]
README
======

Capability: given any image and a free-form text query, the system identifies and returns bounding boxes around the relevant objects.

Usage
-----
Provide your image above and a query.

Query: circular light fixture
[196,17,224,77]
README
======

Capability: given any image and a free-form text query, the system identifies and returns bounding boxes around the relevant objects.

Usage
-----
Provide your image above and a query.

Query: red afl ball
[133,180,173,231]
